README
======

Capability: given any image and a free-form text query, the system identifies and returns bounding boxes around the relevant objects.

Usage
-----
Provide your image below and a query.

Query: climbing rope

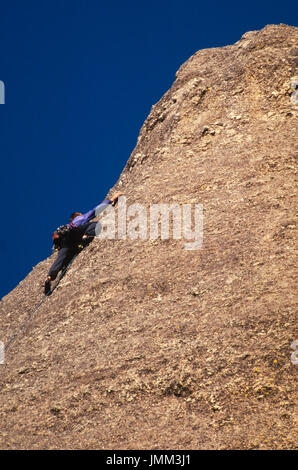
[5,253,79,352]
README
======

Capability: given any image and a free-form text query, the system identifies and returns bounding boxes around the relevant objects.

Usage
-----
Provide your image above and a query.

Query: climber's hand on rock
[111,192,124,205]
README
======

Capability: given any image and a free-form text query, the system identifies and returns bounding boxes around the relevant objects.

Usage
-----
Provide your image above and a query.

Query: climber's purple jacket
[48,198,112,280]
[68,199,111,228]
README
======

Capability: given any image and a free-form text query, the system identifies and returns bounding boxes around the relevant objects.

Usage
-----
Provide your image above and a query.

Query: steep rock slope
[0,24,297,450]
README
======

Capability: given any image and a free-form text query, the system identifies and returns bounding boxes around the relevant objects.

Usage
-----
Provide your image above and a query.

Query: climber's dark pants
[48,246,78,280]
[48,222,98,280]
[82,222,98,237]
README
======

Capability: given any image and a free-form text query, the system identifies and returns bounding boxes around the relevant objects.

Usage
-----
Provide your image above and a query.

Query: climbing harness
[52,224,72,249]
[5,253,79,353]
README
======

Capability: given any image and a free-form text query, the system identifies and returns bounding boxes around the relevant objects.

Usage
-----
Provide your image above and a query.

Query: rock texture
[0,24,297,450]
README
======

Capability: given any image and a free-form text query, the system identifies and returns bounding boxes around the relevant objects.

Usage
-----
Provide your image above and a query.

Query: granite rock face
[0,24,297,450]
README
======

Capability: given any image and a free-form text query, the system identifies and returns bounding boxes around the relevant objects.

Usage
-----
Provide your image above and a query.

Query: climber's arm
[69,200,111,228]
[69,193,123,228]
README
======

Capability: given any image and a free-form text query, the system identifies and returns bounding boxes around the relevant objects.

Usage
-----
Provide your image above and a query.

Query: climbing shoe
[44,279,52,296]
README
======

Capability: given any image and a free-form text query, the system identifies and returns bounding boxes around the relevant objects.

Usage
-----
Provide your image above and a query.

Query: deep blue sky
[0,1,297,299]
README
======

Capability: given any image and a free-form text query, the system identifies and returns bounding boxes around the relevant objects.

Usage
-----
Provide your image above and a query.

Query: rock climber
[44,192,123,295]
